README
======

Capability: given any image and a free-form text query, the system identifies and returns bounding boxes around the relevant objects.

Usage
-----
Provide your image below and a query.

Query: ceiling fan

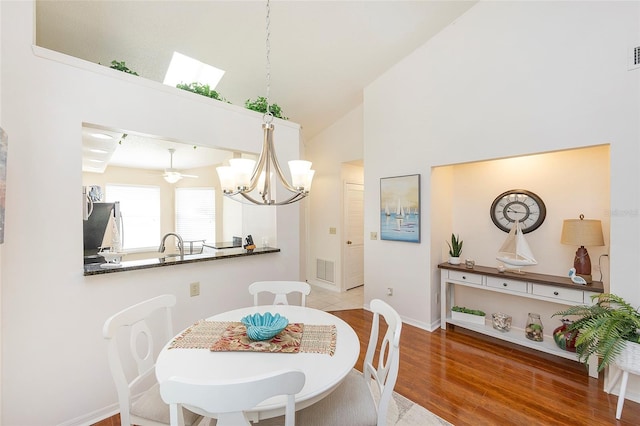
[163,148,198,183]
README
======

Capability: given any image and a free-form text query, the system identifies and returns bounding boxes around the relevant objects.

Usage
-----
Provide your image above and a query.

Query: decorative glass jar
[492,312,512,332]
[525,313,544,342]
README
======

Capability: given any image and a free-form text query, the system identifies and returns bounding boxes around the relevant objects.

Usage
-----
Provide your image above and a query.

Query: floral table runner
[168,320,337,356]
[211,322,303,353]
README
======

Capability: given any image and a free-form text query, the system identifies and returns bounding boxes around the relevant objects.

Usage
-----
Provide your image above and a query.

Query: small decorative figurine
[244,234,256,250]
[568,267,587,285]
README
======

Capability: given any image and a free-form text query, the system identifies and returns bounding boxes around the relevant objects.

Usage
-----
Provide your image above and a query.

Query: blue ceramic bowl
[240,312,289,341]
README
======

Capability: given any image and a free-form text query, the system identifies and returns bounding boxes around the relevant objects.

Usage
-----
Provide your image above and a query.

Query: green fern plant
[554,293,640,371]
[447,233,463,257]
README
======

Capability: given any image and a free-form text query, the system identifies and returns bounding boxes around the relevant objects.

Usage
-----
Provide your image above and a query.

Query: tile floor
[306,284,364,311]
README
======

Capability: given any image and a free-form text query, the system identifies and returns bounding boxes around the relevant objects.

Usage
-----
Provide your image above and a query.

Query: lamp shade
[288,160,313,190]
[561,217,604,247]
[163,171,183,184]
[229,158,256,189]
[216,166,236,193]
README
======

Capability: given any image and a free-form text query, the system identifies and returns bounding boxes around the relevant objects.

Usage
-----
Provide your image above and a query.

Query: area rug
[387,391,452,426]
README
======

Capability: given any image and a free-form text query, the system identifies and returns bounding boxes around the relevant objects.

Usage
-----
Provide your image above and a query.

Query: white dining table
[155,305,360,421]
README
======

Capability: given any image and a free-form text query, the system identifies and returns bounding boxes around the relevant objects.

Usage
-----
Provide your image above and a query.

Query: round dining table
[155,304,360,421]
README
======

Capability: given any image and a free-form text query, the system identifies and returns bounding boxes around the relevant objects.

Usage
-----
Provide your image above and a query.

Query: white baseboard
[56,404,119,426]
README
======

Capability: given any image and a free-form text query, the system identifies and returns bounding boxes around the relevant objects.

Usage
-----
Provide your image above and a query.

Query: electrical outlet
[387,287,393,296]
[190,282,200,297]
[370,232,378,240]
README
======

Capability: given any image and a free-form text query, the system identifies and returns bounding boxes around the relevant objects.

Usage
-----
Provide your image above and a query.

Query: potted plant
[245,97,288,119]
[451,306,486,325]
[447,233,463,265]
[108,60,139,76]
[176,82,229,103]
[554,293,640,372]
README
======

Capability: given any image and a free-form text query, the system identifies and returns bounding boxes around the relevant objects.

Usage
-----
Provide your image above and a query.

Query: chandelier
[216,0,314,205]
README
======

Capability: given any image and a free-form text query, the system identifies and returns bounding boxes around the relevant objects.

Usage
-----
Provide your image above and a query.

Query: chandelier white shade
[216,122,314,205]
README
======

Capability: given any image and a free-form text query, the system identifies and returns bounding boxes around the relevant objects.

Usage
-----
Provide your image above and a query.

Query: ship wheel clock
[490,189,546,234]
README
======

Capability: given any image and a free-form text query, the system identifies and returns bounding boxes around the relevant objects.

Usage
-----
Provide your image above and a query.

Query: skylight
[163,52,225,89]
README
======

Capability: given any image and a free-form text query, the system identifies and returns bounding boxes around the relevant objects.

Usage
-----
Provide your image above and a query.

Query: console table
[438,262,604,378]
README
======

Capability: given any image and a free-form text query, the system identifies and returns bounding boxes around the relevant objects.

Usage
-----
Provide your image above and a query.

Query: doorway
[343,183,364,290]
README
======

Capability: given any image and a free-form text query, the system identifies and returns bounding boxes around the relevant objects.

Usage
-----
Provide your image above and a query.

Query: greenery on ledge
[109,60,139,76]
[103,62,291,119]
[176,82,229,103]
[245,97,288,120]
[452,306,485,317]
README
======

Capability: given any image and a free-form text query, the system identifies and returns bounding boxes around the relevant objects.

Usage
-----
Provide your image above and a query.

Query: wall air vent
[316,259,335,283]
[630,45,640,70]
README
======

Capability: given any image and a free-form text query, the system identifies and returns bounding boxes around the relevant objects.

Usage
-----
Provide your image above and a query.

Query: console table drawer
[486,276,528,294]
[447,270,483,285]
[531,284,584,303]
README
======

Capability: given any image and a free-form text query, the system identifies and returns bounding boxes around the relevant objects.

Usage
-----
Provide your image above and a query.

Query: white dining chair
[103,294,202,426]
[248,280,311,306]
[295,299,401,426]
[159,369,305,426]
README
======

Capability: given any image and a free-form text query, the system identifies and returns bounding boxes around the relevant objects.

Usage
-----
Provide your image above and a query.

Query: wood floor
[94,308,640,426]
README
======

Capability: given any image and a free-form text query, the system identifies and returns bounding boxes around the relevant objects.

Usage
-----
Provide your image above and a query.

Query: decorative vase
[553,319,578,352]
[492,313,512,332]
[525,313,544,342]
[449,257,461,265]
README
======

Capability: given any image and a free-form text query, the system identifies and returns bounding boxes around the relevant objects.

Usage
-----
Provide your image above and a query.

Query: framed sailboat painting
[380,174,420,243]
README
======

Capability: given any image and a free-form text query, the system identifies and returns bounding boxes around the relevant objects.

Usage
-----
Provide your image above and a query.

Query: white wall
[0,1,4,421]
[306,105,363,290]
[364,0,639,397]
[0,2,304,425]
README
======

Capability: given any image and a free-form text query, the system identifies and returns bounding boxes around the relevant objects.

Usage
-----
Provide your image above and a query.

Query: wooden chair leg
[616,371,630,420]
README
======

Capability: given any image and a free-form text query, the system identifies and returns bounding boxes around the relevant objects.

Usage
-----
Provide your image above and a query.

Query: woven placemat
[169,320,336,356]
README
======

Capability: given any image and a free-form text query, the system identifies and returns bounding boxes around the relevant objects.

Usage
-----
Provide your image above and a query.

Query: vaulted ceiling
[36,1,476,141]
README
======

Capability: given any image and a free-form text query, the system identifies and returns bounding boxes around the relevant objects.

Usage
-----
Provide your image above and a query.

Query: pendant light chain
[215,0,314,205]
[264,0,273,122]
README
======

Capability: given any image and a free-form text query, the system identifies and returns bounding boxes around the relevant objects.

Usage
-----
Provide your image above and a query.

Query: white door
[343,183,364,290]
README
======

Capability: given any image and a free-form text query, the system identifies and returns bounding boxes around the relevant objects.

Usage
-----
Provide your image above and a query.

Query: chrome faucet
[159,233,184,259]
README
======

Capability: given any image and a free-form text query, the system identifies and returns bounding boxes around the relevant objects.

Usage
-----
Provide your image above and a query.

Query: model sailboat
[496,220,537,272]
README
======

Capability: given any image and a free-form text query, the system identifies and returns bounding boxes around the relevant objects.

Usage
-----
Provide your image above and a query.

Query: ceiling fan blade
[163,149,198,179]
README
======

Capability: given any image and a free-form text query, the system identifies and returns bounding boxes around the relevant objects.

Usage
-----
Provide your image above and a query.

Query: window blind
[175,187,215,244]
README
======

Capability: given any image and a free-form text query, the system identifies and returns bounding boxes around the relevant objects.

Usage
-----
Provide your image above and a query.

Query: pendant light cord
[264,0,273,122]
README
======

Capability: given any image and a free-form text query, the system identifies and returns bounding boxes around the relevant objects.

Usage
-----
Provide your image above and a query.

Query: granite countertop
[84,247,281,276]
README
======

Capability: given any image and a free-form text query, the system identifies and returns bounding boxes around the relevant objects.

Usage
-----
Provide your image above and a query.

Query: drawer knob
[503,283,508,287]
[462,276,466,280]
[554,291,559,296]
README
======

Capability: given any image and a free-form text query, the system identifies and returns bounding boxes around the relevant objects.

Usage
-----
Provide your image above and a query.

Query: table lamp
[560,214,604,283]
